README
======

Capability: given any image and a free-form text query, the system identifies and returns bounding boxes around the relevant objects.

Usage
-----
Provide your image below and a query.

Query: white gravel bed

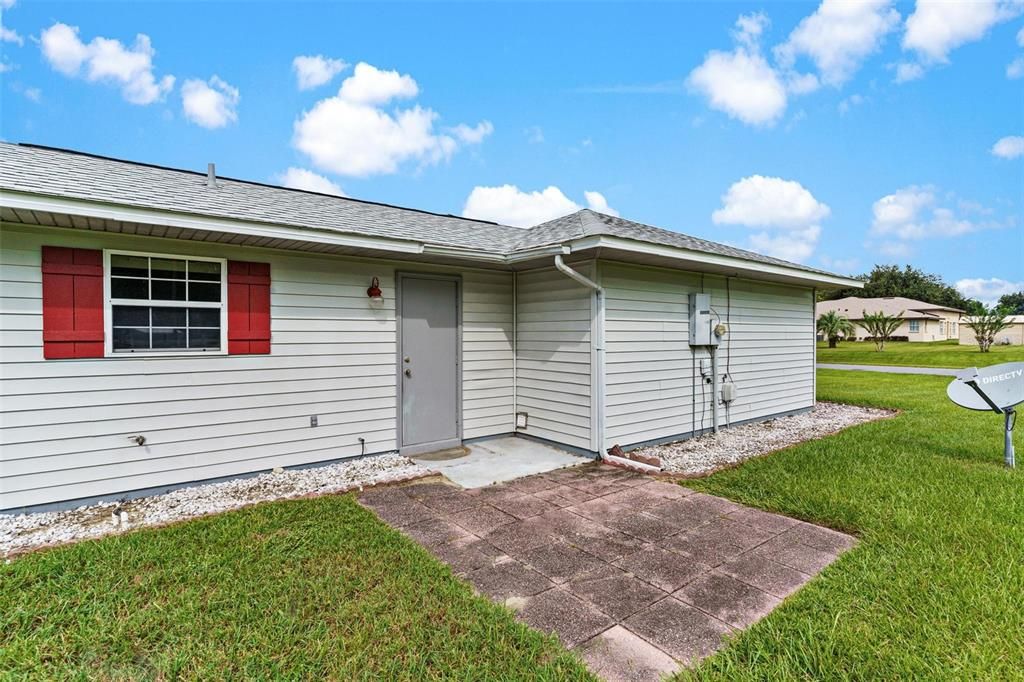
[1,453,432,559]
[637,401,894,476]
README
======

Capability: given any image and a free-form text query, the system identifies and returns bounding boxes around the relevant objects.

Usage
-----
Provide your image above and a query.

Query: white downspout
[512,270,518,425]
[553,255,605,456]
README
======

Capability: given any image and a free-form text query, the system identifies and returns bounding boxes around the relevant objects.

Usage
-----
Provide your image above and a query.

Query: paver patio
[359,463,855,681]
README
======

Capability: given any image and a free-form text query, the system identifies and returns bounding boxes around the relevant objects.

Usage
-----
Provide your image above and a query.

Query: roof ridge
[8,142,510,229]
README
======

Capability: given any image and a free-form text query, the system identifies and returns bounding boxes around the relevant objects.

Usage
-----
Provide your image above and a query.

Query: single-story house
[0,143,861,513]
[959,315,1024,346]
[816,296,964,342]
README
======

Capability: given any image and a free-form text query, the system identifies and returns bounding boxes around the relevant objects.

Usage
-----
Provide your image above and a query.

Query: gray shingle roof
[514,209,841,276]
[1,142,846,279]
[0,143,522,251]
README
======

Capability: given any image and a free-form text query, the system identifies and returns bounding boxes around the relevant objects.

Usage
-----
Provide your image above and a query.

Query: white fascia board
[1,191,425,255]
[505,244,571,263]
[570,235,864,289]
[420,244,507,262]
[421,242,569,264]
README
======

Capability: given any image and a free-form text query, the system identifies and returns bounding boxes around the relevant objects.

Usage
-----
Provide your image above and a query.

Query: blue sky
[1,1,1022,303]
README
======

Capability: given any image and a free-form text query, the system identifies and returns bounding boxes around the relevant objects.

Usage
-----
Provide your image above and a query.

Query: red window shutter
[227,261,271,354]
[41,246,105,359]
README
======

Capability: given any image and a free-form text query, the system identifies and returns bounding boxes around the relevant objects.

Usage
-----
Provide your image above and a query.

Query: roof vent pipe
[207,163,216,188]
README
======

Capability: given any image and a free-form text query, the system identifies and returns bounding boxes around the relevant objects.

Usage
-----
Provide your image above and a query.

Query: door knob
[404,368,412,377]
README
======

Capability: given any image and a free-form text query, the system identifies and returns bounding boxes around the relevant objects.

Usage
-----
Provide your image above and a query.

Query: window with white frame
[107,251,226,353]
[909,319,920,333]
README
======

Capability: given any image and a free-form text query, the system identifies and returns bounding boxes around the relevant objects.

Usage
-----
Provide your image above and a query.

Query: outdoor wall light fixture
[367,277,383,302]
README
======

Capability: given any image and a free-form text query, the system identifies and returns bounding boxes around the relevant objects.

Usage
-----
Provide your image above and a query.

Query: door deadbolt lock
[404,356,410,363]
[404,368,412,377]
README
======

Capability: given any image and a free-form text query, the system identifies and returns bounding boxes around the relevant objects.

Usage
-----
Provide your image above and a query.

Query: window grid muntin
[111,305,223,352]
[106,251,227,355]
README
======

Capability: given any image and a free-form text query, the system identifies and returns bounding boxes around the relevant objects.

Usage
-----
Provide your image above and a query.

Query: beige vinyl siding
[0,223,513,510]
[461,270,515,438]
[602,261,814,448]
[514,264,594,452]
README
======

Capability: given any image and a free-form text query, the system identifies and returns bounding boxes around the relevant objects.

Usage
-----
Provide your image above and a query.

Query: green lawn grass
[682,369,1024,680]
[4,371,1022,679]
[817,339,1024,368]
[0,495,594,680]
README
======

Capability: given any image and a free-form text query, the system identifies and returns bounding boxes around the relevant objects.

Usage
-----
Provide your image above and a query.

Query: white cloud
[1007,56,1024,79]
[292,55,347,90]
[838,93,866,114]
[1,25,23,46]
[733,11,770,49]
[23,86,40,102]
[276,167,345,196]
[462,185,617,227]
[893,61,926,82]
[775,0,900,86]
[712,175,829,263]
[524,125,544,144]
[337,62,418,105]
[688,49,787,127]
[687,13,788,127]
[749,225,821,263]
[181,76,239,129]
[992,135,1024,158]
[955,277,1024,307]
[293,61,489,177]
[39,22,174,105]
[820,255,860,274]
[712,175,830,229]
[903,0,1022,62]
[583,191,620,217]
[0,0,15,8]
[786,72,821,94]
[1018,25,1024,46]
[869,185,1004,245]
[450,120,494,144]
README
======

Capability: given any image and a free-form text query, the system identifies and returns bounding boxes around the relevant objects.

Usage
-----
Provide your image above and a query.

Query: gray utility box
[689,293,718,346]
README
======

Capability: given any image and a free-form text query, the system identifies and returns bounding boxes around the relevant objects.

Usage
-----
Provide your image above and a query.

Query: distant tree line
[818,264,1023,315]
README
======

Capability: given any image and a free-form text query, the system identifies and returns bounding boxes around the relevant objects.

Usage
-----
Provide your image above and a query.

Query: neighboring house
[0,143,860,512]
[816,296,964,342]
[959,315,1024,346]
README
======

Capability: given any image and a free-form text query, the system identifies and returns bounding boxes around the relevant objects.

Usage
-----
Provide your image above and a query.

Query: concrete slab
[624,598,733,666]
[359,462,856,679]
[578,625,679,682]
[516,588,614,648]
[412,436,591,488]
[675,571,781,629]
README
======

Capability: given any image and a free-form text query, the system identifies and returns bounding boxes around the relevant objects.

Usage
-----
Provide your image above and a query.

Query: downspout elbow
[554,254,602,293]
[553,255,606,459]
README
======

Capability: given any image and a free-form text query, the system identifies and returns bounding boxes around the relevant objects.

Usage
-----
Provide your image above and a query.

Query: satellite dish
[947,362,1022,468]
[947,362,1024,412]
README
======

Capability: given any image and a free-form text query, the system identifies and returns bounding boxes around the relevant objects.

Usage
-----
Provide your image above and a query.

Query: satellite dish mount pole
[1004,408,1016,469]
[958,369,1017,469]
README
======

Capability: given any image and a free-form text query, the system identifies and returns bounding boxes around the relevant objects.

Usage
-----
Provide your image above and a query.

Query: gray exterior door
[399,275,460,455]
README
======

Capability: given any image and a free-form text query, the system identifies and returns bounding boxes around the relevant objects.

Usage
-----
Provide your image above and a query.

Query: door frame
[395,271,463,456]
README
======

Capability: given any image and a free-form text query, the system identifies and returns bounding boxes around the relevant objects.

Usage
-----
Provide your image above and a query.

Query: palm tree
[861,310,904,351]
[817,311,856,349]
[964,308,1012,352]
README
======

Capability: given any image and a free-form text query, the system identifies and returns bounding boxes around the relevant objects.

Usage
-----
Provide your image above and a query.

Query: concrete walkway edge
[817,363,958,376]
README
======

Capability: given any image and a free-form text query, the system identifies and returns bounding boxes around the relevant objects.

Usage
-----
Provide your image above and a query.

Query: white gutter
[553,255,606,456]
[567,235,864,289]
